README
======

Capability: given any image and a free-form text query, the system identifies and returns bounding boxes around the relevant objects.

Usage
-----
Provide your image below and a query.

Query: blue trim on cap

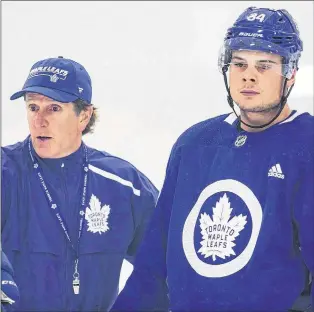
[10,86,79,103]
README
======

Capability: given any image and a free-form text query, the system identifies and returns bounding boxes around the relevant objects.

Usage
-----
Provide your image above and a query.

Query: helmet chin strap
[222,66,295,129]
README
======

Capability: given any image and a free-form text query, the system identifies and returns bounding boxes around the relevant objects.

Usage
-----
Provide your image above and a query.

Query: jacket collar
[26,135,86,173]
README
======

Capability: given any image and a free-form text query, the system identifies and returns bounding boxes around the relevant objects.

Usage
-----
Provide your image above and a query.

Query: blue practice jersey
[112,111,314,311]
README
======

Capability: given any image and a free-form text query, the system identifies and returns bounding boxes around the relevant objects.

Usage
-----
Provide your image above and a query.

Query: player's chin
[236,104,261,113]
[241,107,269,114]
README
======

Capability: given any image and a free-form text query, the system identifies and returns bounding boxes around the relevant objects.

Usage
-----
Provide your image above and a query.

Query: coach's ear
[78,105,93,132]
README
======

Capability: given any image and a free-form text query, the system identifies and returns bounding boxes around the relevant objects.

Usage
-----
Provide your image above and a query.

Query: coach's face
[25,93,89,158]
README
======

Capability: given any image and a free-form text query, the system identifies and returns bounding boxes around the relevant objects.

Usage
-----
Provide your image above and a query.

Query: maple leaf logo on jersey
[85,194,110,234]
[198,193,247,261]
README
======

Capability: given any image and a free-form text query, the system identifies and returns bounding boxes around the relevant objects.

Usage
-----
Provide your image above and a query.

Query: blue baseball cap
[10,56,92,104]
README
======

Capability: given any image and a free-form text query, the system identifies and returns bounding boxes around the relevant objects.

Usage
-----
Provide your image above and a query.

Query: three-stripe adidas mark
[268,163,285,179]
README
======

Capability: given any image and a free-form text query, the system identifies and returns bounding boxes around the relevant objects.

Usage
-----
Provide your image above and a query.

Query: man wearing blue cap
[111,7,313,312]
[1,56,158,311]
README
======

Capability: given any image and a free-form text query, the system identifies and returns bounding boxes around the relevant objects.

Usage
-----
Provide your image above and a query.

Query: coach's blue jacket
[1,136,158,311]
[1,250,20,312]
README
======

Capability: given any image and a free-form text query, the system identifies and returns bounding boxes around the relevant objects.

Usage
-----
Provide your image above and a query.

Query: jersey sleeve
[111,144,182,311]
[1,149,16,231]
[293,152,314,308]
[1,250,20,312]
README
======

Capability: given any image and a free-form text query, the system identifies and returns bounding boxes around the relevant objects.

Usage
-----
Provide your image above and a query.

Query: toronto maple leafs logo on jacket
[198,194,247,261]
[85,194,111,234]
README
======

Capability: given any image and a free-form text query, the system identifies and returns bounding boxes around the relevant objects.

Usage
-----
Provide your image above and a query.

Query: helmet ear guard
[283,53,299,79]
[218,44,232,74]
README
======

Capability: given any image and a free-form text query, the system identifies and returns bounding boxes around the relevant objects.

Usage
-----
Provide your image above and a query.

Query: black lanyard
[28,138,88,294]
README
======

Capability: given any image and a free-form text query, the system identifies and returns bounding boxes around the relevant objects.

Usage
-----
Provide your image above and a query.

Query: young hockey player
[112,6,313,312]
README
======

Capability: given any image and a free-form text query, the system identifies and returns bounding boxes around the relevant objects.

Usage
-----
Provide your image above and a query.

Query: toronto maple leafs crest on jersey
[182,179,262,277]
[198,193,247,262]
[85,194,111,234]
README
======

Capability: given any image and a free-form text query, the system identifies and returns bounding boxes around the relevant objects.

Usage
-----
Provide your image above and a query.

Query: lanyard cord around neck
[28,138,89,294]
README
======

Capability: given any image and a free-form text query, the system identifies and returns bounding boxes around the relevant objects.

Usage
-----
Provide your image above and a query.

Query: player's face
[25,93,90,158]
[229,50,293,113]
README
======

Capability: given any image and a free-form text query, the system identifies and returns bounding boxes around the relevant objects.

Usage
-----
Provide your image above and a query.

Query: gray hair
[72,99,98,135]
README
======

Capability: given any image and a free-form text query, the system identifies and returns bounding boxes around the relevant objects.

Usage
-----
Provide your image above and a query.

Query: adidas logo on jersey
[268,164,285,179]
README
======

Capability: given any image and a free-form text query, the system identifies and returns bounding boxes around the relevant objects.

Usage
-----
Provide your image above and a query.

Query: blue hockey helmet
[218,7,303,79]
